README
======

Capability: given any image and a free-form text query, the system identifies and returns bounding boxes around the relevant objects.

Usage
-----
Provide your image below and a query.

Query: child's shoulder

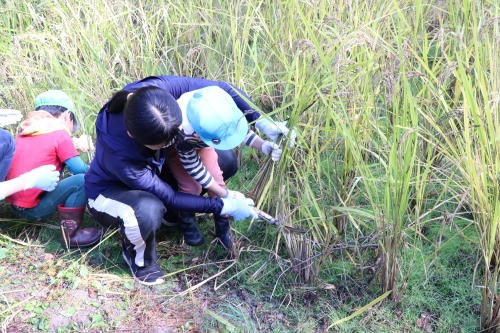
[39,129,72,144]
[176,135,207,152]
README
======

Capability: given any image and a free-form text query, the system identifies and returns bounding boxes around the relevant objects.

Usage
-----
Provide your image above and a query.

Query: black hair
[107,86,182,146]
[35,105,66,117]
[35,105,77,132]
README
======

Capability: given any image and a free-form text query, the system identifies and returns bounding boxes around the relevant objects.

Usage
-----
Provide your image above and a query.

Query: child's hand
[0,109,23,128]
[261,141,282,162]
[255,118,296,147]
[72,134,95,152]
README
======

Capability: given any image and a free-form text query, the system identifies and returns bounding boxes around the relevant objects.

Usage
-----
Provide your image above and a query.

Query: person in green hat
[0,109,60,201]
[5,90,102,248]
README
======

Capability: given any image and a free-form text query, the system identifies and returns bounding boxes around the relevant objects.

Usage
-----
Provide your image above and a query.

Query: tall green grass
[0,0,498,330]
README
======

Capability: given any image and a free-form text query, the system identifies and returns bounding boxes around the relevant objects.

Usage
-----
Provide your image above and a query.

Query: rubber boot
[58,204,102,249]
[214,214,233,249]
[178,212,204,246]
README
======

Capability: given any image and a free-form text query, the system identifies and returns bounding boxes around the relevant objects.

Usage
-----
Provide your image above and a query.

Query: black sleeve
[106,155,223,214]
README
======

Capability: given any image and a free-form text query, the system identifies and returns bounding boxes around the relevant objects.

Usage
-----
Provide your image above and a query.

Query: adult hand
[224,189,246,200]
[255,118,297,147]
[72,134,95,152]
[0,109,23,128]
[23,165,60,191]
[220,197,258,221]
[261,141,282,162]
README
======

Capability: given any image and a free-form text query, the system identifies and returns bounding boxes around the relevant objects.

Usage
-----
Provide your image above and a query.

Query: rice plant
[0,0,498,330]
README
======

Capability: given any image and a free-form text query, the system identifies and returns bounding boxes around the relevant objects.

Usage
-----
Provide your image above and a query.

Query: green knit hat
[34,90,75,111]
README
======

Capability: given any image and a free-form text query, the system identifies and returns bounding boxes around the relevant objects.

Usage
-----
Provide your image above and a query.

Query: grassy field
[1,0,499,332]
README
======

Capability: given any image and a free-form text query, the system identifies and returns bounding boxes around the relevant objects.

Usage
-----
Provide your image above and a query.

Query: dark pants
[215,149,239,181]
[13,174,87,221]
[86,149,238,268]
[88,189,165,267]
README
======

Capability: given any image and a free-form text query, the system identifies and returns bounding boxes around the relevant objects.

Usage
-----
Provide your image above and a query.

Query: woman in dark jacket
[84,76,278,286]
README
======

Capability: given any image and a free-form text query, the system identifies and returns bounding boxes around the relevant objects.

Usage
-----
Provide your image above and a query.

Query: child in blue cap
[166,86,291,249]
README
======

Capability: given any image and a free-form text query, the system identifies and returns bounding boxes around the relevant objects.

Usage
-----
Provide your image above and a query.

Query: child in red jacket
[0,109,59,200]
[6,90,101,248]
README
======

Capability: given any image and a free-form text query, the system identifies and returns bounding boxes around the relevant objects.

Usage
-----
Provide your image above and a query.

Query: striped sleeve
[243,129,258,146]
[177,148,214,188]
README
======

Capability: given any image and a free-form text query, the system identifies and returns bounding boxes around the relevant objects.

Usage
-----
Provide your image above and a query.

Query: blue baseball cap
[186,86,248,150]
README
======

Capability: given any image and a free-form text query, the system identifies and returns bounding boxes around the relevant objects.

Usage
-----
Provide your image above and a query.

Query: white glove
[224,189,246,200]
[23,165,60,191]
[0,109,23,128]
[72,134,95,153]
[261,141,282,162]
[255,118,296,147]
[220,198,258,221]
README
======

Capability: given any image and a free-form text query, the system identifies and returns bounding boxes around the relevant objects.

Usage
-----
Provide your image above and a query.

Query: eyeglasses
[162,138,175,148]
[144,138,176,151]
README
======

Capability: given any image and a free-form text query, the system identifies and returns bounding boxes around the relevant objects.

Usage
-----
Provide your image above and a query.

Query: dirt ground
[0,210,303,333]
[0,245,294,332]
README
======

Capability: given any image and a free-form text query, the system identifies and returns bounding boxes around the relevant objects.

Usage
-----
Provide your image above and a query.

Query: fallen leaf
[80,265,89,276]
[60,306,76,317]
[44,253,54,261]
[91,280,102,289]
[416,312,432,332]
[201,300,209,311]
[88,288,96,298]
[92,314,102,323]
[46,267,58,277]
[322,283,336,290]
[123,281,134,290]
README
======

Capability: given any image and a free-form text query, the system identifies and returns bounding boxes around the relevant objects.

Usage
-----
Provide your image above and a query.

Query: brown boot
[58,204,102,248]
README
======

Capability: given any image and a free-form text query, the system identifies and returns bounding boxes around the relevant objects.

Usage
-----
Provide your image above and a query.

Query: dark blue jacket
[84,76,261,213]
